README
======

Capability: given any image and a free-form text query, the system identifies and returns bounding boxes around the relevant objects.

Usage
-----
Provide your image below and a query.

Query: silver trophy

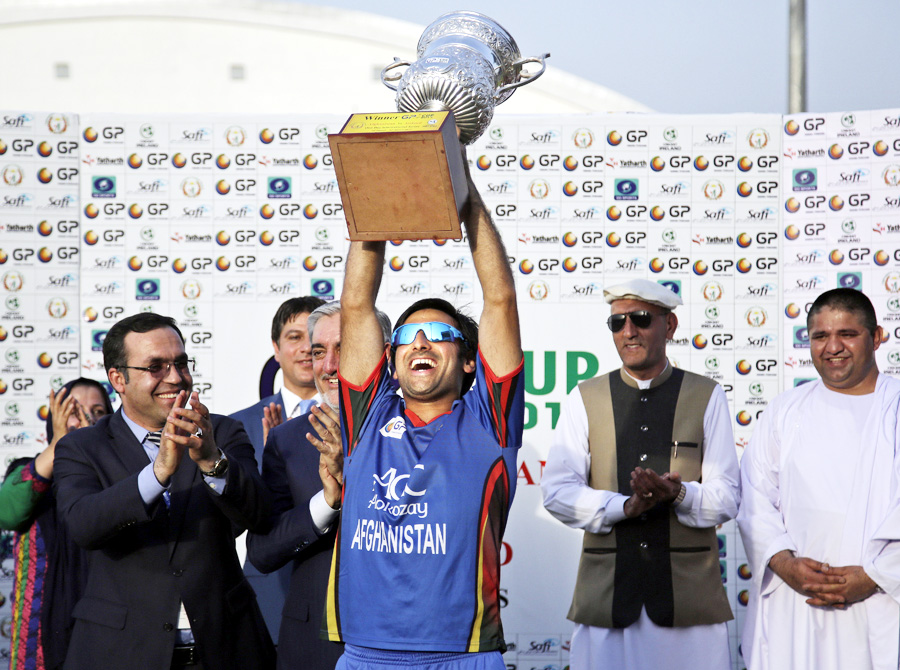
[381,11,550,145]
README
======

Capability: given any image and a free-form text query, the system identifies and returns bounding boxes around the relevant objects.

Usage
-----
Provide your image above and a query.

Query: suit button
[173,569,183,577]
[640,542,649,549]
[639,453,648,462]
[163,623,174,632]
[640,425,649,432]
[640,396,648,403]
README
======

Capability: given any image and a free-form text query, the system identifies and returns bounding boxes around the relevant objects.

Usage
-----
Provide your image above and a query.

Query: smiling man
[322,146,525,670]
[542,278,739,670]
[248,301,392,670]
[53,312,274,670]
[232,296,327,462]
[738,288,900,670]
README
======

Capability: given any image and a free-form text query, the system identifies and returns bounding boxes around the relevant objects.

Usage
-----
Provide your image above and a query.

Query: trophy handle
[381,57,411,91]
[495,53,551,98]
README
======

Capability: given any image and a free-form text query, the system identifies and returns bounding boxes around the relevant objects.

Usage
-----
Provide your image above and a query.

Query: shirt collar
[120,408,153,443]
[280,387,319,418]
[622,361,670,390]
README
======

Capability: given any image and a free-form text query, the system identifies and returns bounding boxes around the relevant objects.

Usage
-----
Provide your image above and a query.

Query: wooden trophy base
[328,112,467,241]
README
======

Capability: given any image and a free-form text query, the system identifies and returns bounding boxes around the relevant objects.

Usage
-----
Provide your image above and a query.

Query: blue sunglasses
[391,321,467,347]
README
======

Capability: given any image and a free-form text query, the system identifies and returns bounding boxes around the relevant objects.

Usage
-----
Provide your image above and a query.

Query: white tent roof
[0,0,650,114]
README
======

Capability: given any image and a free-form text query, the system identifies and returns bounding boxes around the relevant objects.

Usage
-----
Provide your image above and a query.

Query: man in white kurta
[542,279,740,670]
[738,288,900,670]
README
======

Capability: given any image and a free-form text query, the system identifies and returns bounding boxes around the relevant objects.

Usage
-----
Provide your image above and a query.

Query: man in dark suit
[54,313,275,670]
[230,295,324,641]
[248,301,391,670]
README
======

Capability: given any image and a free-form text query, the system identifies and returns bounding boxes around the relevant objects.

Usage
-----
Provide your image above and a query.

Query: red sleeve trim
[339,352,388,457]
[478,348,524,449]
[337,351,387,392]
[478,348,525,384]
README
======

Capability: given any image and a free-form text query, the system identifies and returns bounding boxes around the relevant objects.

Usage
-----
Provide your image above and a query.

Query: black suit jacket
[54,410,275,670]
[229,392,290,643]
[247,412,342,670]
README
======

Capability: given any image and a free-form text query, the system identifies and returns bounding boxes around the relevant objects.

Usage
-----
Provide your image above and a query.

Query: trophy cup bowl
[381,11,550,145]
[328,12,549,240]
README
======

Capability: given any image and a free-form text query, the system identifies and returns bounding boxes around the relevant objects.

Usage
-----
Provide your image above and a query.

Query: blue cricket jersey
[323,350,524,652]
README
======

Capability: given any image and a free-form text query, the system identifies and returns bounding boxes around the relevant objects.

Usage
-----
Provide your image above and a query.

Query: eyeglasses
[607,311,660,333]
[391,321,467,347]
[119,358,196,378]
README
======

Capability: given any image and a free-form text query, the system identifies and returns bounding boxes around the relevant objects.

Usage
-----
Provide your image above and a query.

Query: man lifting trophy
[328,11,549,240]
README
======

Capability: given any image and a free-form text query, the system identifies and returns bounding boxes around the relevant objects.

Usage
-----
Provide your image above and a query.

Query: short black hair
[271,296,326,342]
[103,313,185,376]
[392,298,479,394]
[808,288,878,335]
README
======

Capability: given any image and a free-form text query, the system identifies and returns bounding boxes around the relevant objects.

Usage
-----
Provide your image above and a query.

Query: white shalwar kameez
[737,374,900,670]
[542,372,740,670]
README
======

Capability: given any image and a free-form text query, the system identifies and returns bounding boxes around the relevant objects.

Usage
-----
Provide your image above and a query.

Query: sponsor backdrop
[2,108,900,669]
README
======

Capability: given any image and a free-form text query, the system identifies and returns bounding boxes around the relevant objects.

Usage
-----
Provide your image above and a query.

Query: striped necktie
[145,431,170,508]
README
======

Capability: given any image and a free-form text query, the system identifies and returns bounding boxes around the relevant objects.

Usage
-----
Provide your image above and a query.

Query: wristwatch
[672,483,687,507]
[200,449,229,477]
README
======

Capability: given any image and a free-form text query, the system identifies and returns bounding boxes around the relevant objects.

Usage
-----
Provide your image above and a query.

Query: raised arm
[462,148,522,376]
[340,240,387,386]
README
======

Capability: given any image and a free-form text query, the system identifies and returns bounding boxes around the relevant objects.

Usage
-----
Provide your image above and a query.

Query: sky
[308,0,899,116]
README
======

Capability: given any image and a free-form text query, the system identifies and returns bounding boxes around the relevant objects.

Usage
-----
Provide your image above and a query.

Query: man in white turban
[543,278,740,670]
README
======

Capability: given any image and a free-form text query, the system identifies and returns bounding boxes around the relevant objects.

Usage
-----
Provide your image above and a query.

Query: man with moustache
[542,278,740,670]
[232,296,327,459]
[322,148,525,670]
[248,301,392,670]
[230,295,324,641]
[54,313,274,670]
[738,288,900,670]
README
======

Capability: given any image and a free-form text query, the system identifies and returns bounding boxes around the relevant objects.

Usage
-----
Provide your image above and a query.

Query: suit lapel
[108,410,154,473]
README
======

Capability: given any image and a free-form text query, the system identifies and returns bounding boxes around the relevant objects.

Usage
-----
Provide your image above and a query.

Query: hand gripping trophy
[329,11,549,240]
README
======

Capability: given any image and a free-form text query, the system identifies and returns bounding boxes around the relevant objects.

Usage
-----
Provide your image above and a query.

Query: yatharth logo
[379,416,407,439]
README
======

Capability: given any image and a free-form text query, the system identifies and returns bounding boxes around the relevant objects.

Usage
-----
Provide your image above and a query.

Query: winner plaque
[329,111,467,241]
